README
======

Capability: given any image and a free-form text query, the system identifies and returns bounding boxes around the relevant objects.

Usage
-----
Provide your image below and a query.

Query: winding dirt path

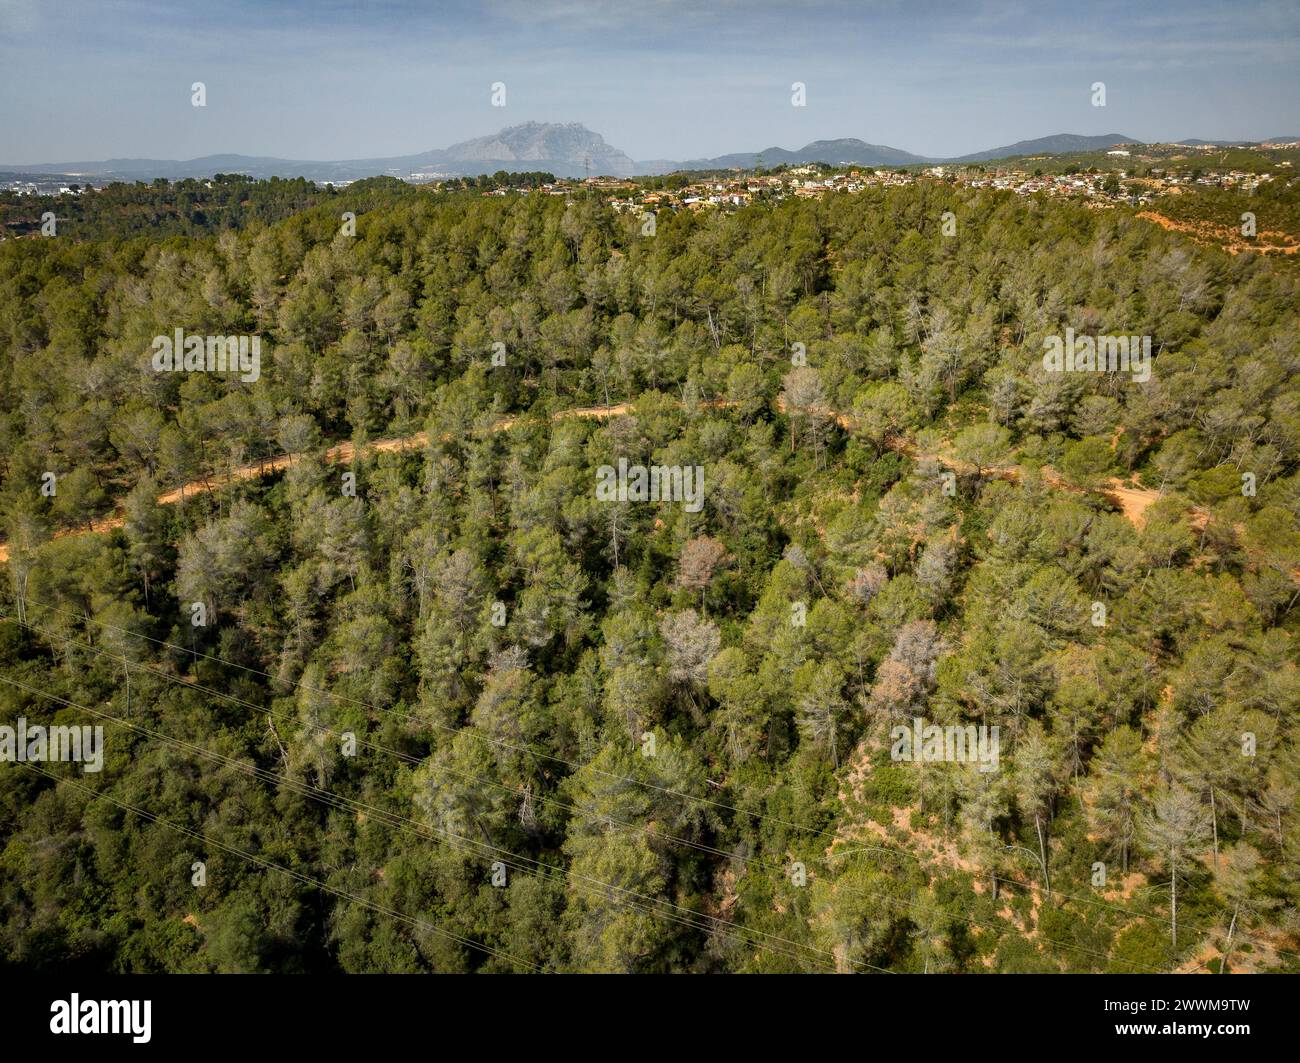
[780,397,1166,528]
[0,404,640,562]
[0,399,1167,563]
[1136,210,1300,256]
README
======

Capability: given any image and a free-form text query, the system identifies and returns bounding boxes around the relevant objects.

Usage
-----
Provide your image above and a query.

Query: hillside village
[541,163,1284,215]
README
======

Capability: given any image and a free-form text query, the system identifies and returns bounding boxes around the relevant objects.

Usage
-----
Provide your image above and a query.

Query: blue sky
[1,0,1297,164]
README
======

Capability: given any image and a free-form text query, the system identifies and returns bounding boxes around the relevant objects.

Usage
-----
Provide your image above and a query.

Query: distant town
[4,139,1297,261]
[5,137,1296,206]
[573,162,1282,215]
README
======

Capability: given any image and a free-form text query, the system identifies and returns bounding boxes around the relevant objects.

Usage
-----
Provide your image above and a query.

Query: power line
[6,612,797,877]
[12,593,859,842]
[0,671,855,973]
[8,591,1266,955]
[14,761,541,971]
[4,620,1183,975]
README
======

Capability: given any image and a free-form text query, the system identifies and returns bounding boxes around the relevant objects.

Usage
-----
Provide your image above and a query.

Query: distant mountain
[948,133,1135,163]
[673,138,932,171]
[1,153,318,180]
[667,132,1151,171]
[436,121,635,175]
[1261,136,1300,145]
[0,122,636,182]
[4,125,1289,185]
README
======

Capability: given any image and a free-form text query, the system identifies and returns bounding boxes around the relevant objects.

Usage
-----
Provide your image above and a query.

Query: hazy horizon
[2,0,1297,166]
[4,121,1299,172]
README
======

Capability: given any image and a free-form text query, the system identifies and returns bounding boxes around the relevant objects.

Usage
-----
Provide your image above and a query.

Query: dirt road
[0,399,1166,563]
[1136,210,1300,256]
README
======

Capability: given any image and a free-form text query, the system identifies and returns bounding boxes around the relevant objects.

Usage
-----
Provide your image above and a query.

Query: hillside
[950,133,1135,163]
[1,181,1298,975]
[677,138,931,170]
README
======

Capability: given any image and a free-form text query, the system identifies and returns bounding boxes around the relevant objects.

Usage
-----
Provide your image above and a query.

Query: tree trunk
[1170,849,1178,948]
[1221,904,1239,974]
[1210,787,1218,869]
[1035,815,1050,896]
